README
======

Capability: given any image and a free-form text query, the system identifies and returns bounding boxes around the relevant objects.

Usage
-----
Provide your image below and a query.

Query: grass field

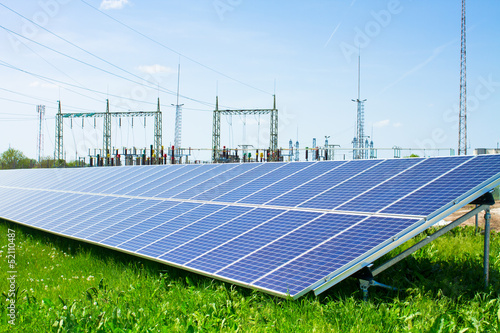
[0,220,499,332]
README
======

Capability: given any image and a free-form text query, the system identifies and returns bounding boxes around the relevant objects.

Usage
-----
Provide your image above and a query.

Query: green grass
[0,221,499,332]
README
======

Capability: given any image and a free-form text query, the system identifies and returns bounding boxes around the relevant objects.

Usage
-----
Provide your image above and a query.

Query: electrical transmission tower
[36,105,45,163]
[54,101,63,162]
[54,99,162,165]
[212,95,278,162]
[458,0,467,155]
[352,52,367,159]
[173,63,183,153]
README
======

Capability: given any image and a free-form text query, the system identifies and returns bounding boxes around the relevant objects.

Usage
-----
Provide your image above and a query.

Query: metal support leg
[359,279,397,301]
[475,204,479,234]
[484,208,491,288]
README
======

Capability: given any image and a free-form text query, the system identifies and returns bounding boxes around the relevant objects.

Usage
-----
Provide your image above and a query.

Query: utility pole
[458,0,467,155]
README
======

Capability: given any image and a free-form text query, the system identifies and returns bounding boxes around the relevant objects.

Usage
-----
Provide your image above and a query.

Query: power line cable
[79,0,272,96]
[0,4,225,108]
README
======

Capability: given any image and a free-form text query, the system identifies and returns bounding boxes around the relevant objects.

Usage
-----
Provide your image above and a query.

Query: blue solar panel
[1,154,499,299]
[189,163,283,201]
[152,164,231,198]
[252,216,419,296]
[239,161,347,205]
[173,163,260,200]
[267,159,382,207]
[160,207,283,265]
[187,210,322,273]
[124,165,194,197]
[382,155,500,216]
[117,203,223,252]
[87,200,163,242]
[300,158,423,210]
[214,162,312,203]
[70,198,134,237]
[101,201,195,247]
[337,156,473,213]
[135,205,253,258]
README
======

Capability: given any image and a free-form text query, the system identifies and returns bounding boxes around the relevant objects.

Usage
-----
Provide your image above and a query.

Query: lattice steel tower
[54,101,63,162]
[352,52,366,159]
[173,63,183,151]
[36,105,45,163]
[458,0,467,155]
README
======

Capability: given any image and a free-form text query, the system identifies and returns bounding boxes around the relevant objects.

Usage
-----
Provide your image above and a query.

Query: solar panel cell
[300,158,422,210]
[215,162,312,203]
[267,160,383,207]
[135,206,252,258]
[116,203,220,252]
[337,156,473,213]
[239,161,347,205]
[160,207,284,265]
[252,216,419,296]
[216,213,363,285]
[187,210,322,273]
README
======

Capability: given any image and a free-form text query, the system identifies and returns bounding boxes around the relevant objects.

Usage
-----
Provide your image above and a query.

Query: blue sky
[0,0,499,161]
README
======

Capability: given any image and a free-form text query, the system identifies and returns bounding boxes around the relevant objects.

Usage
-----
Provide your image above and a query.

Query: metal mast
[54,101,63,162]
[352,52,366,159]
[211,96,278,162]
[173,63,183,151]
[458,0,467,155]
[154,97,162,155]
[103,99,111,159]
[36,105,45,163]
[270,94,278,156]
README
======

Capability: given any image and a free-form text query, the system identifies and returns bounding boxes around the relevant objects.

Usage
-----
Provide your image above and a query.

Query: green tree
[0,148,34,169]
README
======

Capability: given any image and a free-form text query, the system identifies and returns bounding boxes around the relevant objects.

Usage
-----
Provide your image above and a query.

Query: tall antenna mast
[357,51,361,101]
[458,0,467,155]
[173,61,184,151]
[352,49,366,159]
[36,105,45,163]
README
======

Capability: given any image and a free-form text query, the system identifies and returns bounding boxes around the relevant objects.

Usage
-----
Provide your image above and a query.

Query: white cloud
[137,64,174,75]
[373,119,390,128]
[100,0,129,10]
[393,122,402,128]
[29,81,58,89]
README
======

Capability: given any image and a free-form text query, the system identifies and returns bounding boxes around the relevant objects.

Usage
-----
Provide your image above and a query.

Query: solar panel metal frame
[0,155,499,299]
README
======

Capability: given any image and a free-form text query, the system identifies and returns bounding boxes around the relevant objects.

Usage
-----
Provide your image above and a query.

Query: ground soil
[444,201,500,232]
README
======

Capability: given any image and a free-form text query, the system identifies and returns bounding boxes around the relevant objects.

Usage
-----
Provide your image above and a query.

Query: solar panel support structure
[354,203,492,298]
[212,95,278,162]
[313,189,497,298]
[484,208,491,288]
[54,101,63,164]
[55,99,163,164]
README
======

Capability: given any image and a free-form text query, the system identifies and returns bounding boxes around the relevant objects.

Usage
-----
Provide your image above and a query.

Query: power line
[0,3,218,108]
[0,63,212,113]
[79,0,273,96]
[0,60,161,109]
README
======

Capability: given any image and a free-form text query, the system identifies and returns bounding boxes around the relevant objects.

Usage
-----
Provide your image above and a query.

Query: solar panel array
[1,154,500,298]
